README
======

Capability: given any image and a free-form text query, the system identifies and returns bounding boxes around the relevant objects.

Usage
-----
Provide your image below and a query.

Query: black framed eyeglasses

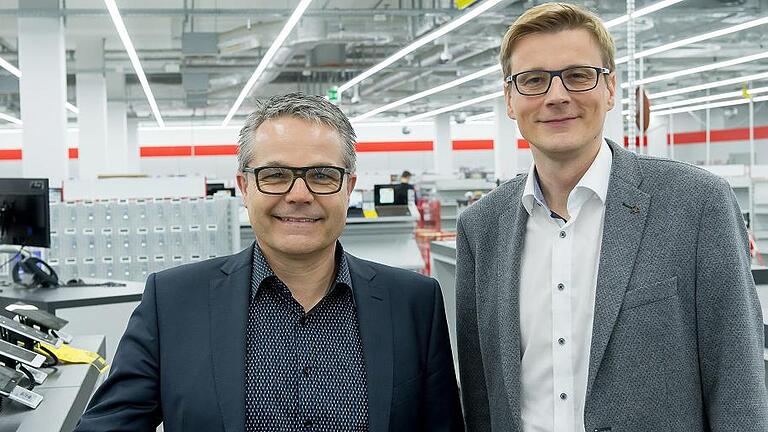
[504,66,611,96]
[242,165,351,195]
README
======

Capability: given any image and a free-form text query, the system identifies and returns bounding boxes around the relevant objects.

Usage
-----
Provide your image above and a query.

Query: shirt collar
[251,241,354,305]
[521,139,613,216]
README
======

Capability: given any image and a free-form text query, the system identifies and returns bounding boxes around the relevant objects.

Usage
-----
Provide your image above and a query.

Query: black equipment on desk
[0,178,50,248]
[0,315,61,350]
[12,256,59,288]
[373,184,411,217]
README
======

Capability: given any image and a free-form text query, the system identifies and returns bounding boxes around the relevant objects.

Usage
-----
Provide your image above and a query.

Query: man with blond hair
[456,3,768,431]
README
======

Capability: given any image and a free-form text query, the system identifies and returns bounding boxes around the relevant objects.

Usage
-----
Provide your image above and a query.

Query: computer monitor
[374,184,407,206]
[206,182,236,197]
[0,178,50,248]
[348,190,363,209]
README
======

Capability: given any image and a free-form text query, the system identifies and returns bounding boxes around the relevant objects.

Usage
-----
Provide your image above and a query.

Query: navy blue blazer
[75,243,463,432]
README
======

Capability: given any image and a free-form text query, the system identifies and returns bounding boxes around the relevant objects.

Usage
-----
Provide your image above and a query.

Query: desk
[0,281,144,363]
[0,335,105,432]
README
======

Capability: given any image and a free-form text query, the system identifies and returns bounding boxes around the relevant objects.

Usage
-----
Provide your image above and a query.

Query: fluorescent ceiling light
[616,16,768,64]
[104,0,164,128]
[651,96,767,116]
[650,86,768,110]
[0,112,22,125]
[649,71,768,99]
[65,102,79,115]
[603,0,684,28]
[350,121,433,127]
[621,71,768,104]
[404,91,503,122]
[338,0,506,94]
[222,0,314,127]
[621,51,768,88]
[0,56,21,78]
[351,64,501,121]
[466,111,495,122]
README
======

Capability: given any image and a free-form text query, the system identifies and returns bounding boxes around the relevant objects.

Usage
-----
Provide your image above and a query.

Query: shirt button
[299,315,308,326]
[303,419,313,427]
[557,283,565,291]
[559,231,566,238]
[558,338,566,345]
[302,366,312,376]
[560,392,568,400]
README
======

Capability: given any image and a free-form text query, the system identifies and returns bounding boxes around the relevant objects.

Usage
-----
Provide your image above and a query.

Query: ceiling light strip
[616,15,768,64]
[65,102,79,115]
[222,0,314,127]
[649,86,768,110]
[620,51,768,88]
[0,112,22,125]
[603,0,684,28]
[104,0,164,128]
[651,97,759,116]
[338,0,505,94]
[404,91,503,122]
[650,71,768,99]
[351,64,501,121]
[0,56,21,78]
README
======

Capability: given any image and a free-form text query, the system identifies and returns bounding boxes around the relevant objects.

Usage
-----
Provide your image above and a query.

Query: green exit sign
[327,86,339,104]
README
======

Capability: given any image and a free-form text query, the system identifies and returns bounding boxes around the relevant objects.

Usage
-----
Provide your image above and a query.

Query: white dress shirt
[518,140,612,432]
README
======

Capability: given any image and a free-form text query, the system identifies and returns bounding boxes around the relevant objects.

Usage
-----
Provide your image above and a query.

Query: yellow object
[455,0,479,10]
[37,343,110,374]
[363,209,378,218]
[742,84,752,99]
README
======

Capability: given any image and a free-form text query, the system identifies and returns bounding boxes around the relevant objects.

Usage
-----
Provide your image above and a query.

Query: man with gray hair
[75,92,463,432]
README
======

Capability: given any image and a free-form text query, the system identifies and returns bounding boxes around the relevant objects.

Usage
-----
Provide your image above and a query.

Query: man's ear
[236,171,249,205]
[504,83,516,120]
[605,72,617,111]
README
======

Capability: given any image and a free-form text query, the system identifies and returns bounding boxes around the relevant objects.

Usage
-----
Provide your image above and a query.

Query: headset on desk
[10,257,125,288]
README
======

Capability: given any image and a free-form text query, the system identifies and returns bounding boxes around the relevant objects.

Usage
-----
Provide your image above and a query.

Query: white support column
[107,72,128,174]
[17,1,68,186]
[75,38,108,180]
[126,115,140,174]
[433,113,453,175]
[646,115,667,158]
[493,97,518,181]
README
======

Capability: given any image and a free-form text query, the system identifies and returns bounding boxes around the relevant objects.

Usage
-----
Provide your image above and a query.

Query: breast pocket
[621,276,678,311]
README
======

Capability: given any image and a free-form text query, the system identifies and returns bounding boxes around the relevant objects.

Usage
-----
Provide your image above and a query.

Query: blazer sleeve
[74,273,163,432]
[422,278,465,431]
[695,177,768,430]
[455,214,492,431]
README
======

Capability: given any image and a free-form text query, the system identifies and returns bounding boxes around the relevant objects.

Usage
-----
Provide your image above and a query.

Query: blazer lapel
[497,183,529,420]
[346,254,393,432]
[586,141,650,397]
[209,244,253,432]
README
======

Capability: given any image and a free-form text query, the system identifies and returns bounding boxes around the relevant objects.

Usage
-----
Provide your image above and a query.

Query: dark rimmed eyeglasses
[504,66,611,96]
[241,165,351,195]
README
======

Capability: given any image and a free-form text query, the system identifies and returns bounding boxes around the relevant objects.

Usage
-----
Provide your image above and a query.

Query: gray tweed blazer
[456,139,768,431]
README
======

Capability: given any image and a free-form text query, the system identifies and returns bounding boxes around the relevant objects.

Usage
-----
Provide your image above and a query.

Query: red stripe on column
[68,148,79,159]
[140,146,192,157]
[0,149,21,160]
[517,139,529,149]
[194,145,238,156]
[355,141,433,152]
[452,139,494,150]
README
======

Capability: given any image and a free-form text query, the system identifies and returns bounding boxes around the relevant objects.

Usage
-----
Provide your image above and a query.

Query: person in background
[75,92,463,432]
[456,3,768,432]
[394,170,417,204]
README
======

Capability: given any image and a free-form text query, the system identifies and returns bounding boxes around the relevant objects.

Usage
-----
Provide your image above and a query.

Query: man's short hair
[499,2,616,79]
[401,170,413,179]
[237,92,358,173]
